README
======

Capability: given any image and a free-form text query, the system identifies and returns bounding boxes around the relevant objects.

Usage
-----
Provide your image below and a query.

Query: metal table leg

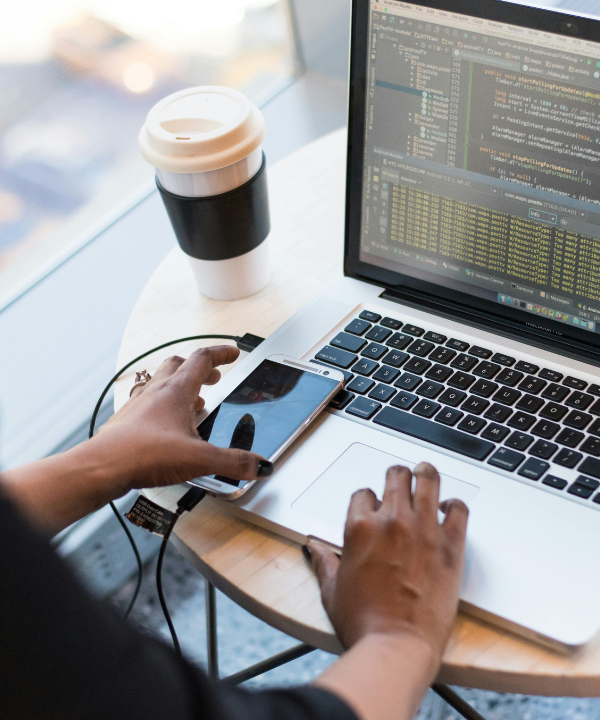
[432,684,489,720]
[205,580,219,680]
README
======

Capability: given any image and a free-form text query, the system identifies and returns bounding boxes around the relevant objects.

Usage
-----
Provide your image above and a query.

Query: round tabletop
[115,128,600,696]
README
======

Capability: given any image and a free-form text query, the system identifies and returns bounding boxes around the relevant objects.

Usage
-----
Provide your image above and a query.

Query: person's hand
[307,463,468,663]
[91,345,271,491]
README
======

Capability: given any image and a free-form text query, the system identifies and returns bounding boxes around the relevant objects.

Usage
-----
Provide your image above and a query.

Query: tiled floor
[110,544,600,720]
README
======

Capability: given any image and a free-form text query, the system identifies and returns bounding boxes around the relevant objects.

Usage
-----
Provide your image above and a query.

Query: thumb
[194,441,272,481]
[308,540,340,615]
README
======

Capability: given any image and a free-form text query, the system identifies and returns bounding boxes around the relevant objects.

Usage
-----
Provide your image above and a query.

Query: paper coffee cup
[139,86,271,301]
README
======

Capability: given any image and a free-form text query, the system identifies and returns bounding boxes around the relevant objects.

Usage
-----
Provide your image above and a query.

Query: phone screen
[197,359,340,487]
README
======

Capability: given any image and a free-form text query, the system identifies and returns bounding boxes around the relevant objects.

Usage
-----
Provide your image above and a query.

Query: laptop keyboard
[312,309,600,506]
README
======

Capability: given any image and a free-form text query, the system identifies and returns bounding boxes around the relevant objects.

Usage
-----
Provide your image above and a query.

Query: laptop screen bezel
[344,0,600,357]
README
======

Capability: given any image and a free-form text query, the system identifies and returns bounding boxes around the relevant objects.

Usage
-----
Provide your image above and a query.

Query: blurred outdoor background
[0,0,295,305]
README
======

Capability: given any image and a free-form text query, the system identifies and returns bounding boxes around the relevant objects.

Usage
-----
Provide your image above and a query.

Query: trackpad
[292,443,480,530]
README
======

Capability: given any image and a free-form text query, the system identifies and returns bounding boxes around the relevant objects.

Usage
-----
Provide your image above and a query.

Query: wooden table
[115,128,600,697]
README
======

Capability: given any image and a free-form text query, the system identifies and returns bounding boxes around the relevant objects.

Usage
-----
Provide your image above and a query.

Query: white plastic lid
[139,86,266,173]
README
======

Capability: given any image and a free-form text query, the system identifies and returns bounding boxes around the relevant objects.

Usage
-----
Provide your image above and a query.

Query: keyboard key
[382,350,409,368]
[528,439,557,459]
[589,418,600,437]
[471,379,499,398]
[493,387,521,406]
[373,406,495,460]
[497,368,524,387]
[556,428,584,448]
[331,332,367,353]
[458,415,486,434]
[566,392,594,410]
[481,423,510,442]
[542,474,568,490]
[488,447,525,471]
[568,479,599,499]
[368,383,396,403]
[461,395,489,415]
[469,346,492,359]
[581,436,600,457]
[507,412,536,431]
[515,361,540,375]
[518,458,550,480]
[450,354,478,372]
[436,407,464,426]
[472,362,501,379]
[438,388,467,407]
[359,310,381,323]
[346,397,381,419]
[311,359,354,383]
[579,456,600,479]
[345,318,370,336]
[361,342,388,361]
[589,400,600,417]
[573,475,599,489]
[554,448,583,468]
[563,376,587,391]
[491,353,515,366]
[403,324,425,336]
[541,384,569,402]
[394,372,422,391]
[413,399,441,418]
[316,346,357,369]
[407,339,434,357]
[366,325,392,343]
[416,380,444,399]
[515,394,544,414]
[531,419,560,439]
[429,347,457,364]
[353,358,379,376]
[563,411,592,430]
[404,357,432,375]
[386,332,412,350]
[539,368,563,382]
[589,384,600,397]
[380,317,403,330]
[347,376,375,394]
[505,432,533,450]
[446,338,469,352]
[539,402,568,422]
[329,390,354,410]
[484,403,512,423]
[425,364,453,383]
[517,377,547,395]
[423,331,447,344]
[391,390,418,410]
[373,365,401,384]
[447,371,475,390]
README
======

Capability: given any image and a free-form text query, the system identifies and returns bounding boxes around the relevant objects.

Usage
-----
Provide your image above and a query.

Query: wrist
[357,630,440,676]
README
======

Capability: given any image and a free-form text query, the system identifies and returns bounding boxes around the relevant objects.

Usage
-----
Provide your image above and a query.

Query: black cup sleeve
[157,152,270,262]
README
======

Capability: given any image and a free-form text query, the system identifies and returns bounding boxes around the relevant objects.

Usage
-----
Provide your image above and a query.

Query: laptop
[200,0,600,653]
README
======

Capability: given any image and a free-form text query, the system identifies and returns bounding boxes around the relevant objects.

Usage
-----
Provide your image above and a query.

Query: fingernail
[257,460,274,477]
[302,544,312,562]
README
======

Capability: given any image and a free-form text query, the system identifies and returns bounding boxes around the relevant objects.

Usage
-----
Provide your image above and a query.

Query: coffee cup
[139,86,271,300]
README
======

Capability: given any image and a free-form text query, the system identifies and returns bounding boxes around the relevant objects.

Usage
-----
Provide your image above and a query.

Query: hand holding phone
[194,355,345,498]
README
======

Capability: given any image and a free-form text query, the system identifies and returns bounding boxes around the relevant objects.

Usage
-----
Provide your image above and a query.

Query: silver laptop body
[201,0,600,653]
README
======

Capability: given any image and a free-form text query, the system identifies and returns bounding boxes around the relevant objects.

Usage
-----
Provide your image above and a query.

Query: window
[0,0,295,309]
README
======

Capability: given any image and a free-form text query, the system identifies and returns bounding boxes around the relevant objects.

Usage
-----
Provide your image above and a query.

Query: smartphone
[191,355,346,498]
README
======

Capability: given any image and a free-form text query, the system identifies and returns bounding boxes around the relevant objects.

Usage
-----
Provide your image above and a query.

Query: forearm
[314,633,439,720]
[0,439,128,533]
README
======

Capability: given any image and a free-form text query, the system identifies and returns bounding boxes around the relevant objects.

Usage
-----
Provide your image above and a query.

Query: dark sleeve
[0,491,358,720]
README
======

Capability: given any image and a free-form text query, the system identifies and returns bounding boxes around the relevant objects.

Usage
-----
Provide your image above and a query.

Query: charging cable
[88,332,264,621]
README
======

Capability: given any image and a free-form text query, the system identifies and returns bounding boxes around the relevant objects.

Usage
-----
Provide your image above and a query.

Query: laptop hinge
[380,287,600,369]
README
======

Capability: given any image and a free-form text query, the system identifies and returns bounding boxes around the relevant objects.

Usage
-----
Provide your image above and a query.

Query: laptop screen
[353,0,600,343]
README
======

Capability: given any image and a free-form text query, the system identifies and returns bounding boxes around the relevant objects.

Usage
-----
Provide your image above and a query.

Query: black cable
[157,487,207,657]
[88,334,241,619]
